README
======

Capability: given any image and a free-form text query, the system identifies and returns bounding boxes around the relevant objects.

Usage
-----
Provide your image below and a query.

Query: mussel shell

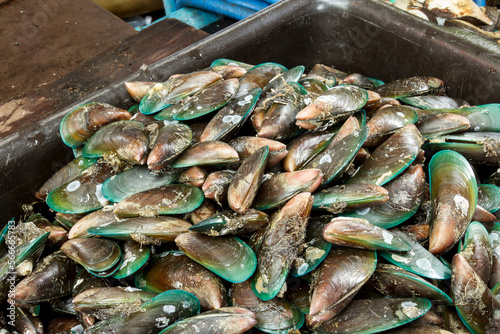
[189,198,219,224]
[25,214,67,247]
[210,59,254,69]
[299,77,329,96]
[304,126,368,187]
[125,81,158,102]
[55,212,85,229]
[384,324,454,334]
[312,297,432,334]
[147,123,193,170]
[14,307,44,334]
[60,103,132,147]
[460,104,500,132]
[13,251,77,306]
[460,221,492,284]
[416,112,470,138]
[68,207,117,239]
[312,183,389,213]
[251,192,313,300]
[489,226,500,288]
[199,87,261,142]
[291,215,332,277]
[61,238,121,273]
[170,141,239,168]
[344,164,425,228]
[306,63,344,85]
[86,290,200,334]
[102,165,180,202]
[374,76,445,99]
[347,124,423,186]
[211,65,248,79]
[46,163,115,214]
[428,150,477,255]
[112,184,204,218]
[0,230,50,291]
[113,240,150,279]
[189,209,268,236]
[36,156,97,200]
[88,216,191,244]
[176,232,257,283]
[478,184,500,213]
[366,264,452,304]
[424,132,500,165]
[230,279,304,333]
[202,169,235,204]
[177,166,206,188]
[252,169,322,210]
[380,230,451,280]
[343,73,376,89]
[139,71,223,115]
[72,287,156,320]
[285,281,311,314]
[364,106,419,147]
[400,95,470,109]
[261,65,305,95]
[82,120,148,165]
[257,81,307,140]
[72,269,109,300]
[158,307,257,334]
[135,250,227,310]
[237,62,287,95]
[295,85,368,130]
[227,146,268,214]
[47,316,83,334]
[163,78,239,121]
[307,247,377,327]
[229,136,287,168]
[282,127,337,172]
[452,253,500,334]
[323,217,410,251]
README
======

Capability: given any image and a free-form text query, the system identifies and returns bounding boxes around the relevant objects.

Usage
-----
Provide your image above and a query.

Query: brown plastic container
[2,0,500,223]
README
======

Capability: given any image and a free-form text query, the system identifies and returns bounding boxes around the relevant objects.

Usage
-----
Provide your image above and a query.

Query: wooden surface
[0,1,209,139]
[0,0,137,103]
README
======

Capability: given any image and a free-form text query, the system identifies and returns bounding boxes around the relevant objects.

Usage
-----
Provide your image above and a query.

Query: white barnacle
[415,258,431,269]
[66,180,81,192]
[319,154,332,165]
[382,230,394,244]
[163,305,176,314]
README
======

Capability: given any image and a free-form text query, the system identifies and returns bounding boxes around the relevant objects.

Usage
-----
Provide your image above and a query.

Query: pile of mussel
[3,59,500,334]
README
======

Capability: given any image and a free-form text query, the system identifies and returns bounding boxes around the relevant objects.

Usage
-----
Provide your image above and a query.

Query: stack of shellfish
[2,59,500,333]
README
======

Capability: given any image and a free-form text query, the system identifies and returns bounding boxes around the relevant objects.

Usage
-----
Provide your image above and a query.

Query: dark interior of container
[2,0,500,224]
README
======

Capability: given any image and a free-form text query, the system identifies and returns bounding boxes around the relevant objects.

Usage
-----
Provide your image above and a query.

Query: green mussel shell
[380,230,451,280]
[112,241,150,279]
[347,124,423,186]
[176,232,257,283]
[344,164,425,229]
[428,150,477,255]
[112,184,204,218]
[312,297,432,334]
[367,263,452,304]
[86,290,200,334]
[139,71,222,115]
[101,166,180,203]
[323,217,411,251]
